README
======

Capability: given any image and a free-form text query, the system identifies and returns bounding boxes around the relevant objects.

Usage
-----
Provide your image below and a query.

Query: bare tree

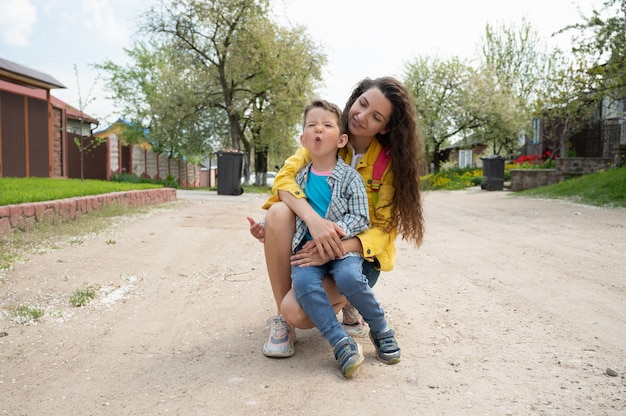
[72,65,105,181]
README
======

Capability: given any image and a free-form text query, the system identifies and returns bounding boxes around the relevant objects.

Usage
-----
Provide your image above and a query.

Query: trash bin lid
[216,149,244,155]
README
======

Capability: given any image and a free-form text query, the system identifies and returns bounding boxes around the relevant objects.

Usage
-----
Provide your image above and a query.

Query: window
[531,117,541,144]
[459,150,472,168]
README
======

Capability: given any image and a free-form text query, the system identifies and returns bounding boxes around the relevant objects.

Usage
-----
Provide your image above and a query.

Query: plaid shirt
[292,158,370,255]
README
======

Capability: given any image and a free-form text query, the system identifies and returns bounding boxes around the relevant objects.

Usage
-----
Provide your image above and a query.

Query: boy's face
[300,107,348,156]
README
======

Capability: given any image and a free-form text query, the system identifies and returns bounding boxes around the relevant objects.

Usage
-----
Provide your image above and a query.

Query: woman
[248,76,425,358]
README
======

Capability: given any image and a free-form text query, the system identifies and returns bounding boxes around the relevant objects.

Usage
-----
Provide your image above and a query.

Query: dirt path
[1,188,625,415]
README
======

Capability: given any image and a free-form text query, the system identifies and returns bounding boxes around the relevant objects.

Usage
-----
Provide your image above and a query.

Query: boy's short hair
[303,99,344,129]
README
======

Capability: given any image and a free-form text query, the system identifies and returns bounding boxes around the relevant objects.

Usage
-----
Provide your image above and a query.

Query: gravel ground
[1,188,625,415]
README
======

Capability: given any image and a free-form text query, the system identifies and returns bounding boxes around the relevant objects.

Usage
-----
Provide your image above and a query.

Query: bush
[421,167,483,191]
[110,172,141,183]
[111,172,179,188]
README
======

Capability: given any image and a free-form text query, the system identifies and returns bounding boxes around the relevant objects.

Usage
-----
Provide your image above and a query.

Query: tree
[242,24,322,183]
[533,52,599,160]
[561,0,626,105]
[141,0,324,183]
[72,64,105,181]
[528,0,626,161]
[404,55,480,172]
[468,64,527,157]
[476,18,558,158]
[98,40,215,176]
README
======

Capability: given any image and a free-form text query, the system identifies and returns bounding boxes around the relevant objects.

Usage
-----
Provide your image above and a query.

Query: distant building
[0,57,100,178]
[442,136,488,168]
[94,119,203,187]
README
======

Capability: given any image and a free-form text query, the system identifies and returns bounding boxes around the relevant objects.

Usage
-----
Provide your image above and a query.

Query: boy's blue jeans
[291,255,388,347]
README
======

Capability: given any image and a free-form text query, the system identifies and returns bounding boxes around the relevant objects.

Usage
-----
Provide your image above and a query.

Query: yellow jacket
[262,140,397,271]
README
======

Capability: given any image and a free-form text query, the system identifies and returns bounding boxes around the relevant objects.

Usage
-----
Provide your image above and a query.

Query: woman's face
[347,87,392,138]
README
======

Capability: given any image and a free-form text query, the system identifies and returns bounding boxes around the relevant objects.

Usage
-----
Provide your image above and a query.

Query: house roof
[94,118,150,137]
[0,79,98,124]
[0,57,66,89]
[94,119,160,151]
[445,135,486,150]
[93,118,127,137]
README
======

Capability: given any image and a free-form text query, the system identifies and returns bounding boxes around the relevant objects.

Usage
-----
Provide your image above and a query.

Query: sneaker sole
[377,356,401,365]
[263,337,296,358]
[262,345,295,358]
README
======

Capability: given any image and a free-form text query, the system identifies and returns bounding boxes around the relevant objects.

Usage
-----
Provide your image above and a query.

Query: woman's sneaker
[333,337,364,378]
[369,328,401,364]
[263,315,296,358]
[341,304,369,337]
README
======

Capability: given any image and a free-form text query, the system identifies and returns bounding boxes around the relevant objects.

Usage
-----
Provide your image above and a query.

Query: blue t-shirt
[304,168,331,240]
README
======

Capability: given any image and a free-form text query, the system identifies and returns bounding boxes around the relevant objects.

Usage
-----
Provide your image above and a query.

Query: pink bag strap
[370,147,391,206]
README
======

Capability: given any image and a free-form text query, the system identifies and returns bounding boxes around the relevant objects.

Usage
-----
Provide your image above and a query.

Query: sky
[0,0,604,129]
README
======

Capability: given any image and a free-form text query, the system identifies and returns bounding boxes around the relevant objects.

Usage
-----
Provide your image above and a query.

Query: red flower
[514,150,557,165]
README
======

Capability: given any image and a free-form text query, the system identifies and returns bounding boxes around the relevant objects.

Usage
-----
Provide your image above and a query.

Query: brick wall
[510,169,559,191]
[51,106,63,178]
[0,188,177,234]
[556,157,613,179]
[510,157,615,191]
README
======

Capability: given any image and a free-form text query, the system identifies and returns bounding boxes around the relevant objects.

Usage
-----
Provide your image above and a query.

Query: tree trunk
[432,143,443,173]
[255,149,268,185]
[228,112,241,150]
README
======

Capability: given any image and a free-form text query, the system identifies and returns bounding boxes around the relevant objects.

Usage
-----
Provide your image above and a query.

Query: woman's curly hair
[342,77,425,247]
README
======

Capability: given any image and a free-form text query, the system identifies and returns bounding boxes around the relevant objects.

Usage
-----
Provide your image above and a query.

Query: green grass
[69,287,97,307]
[241,185,273,194]
[8,305,44,324]
[0,177,162,206]
[516,167,626,208]
[423,165,625,209]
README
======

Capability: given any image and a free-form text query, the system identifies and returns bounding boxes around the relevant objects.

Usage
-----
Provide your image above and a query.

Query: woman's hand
[305,216,347,260]
[290,240,341,268]
[246,216,265,243]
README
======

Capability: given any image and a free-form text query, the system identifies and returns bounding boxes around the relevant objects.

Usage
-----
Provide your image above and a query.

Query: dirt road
[1,188,624,415]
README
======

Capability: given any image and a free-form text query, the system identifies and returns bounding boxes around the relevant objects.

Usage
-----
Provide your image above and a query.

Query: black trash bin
[480,155,506,191]
[216,150,244,195]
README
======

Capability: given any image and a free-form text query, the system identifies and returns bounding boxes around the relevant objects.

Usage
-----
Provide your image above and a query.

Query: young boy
[289,99,400,378]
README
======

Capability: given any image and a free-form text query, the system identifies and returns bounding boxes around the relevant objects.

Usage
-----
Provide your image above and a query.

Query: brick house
[0,57,100,179]
[520,97,625,162]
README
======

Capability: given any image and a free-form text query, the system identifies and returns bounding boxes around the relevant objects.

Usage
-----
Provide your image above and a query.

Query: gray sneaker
[263,315,296,358]
[341,304,369,337]
[333,337,364,378]
[369,328,401,364]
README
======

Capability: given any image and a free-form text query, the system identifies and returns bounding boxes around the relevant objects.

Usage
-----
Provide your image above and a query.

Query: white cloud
[81,0,131,44]
[0,0,37,46]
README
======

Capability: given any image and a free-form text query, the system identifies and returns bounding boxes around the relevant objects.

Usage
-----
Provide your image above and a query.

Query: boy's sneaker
[263,315,296,358]
[341,304,369,337]
[369,328,401,364]
[333,337,364,378]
